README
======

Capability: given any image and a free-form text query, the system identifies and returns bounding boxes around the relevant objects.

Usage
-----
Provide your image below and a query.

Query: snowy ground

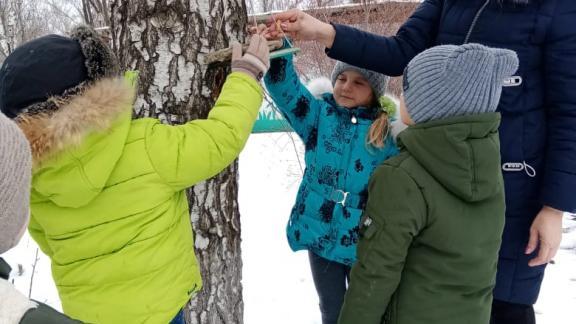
[4,132,576,324]
[240,133,576,324]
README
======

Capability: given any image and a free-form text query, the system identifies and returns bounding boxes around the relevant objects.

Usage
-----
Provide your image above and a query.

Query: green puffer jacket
[18,72,262,324]
[339,113,506,324]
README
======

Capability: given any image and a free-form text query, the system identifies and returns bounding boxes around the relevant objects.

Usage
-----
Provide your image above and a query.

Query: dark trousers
[308,251,351,324]
[170,309,185,324]
[490,299,536,324]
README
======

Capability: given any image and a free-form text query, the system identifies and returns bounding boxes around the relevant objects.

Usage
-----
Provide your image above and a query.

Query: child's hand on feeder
[231,33,270,81]
[248,23,274,39]
[254,16,282,40]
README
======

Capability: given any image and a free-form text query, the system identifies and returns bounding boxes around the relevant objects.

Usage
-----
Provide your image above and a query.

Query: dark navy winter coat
[327,0,576,305]
[264,54,398,266]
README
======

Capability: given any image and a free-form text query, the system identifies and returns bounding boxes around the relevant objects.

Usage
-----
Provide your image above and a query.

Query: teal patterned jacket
[264,54,399,265]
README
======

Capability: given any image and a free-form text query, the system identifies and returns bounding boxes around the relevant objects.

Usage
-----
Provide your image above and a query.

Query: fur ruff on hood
[16,77,135,167]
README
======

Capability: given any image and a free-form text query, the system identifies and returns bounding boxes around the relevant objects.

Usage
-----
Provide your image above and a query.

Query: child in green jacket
[0,26,268,323]
[339,43,518,324]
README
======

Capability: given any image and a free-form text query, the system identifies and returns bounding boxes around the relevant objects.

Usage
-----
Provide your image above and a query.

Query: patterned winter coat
[327,0,576,306]
[16,72,262,324]
[264,55,399,265]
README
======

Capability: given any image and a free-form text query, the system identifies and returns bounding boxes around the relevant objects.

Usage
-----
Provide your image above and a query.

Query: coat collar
[322,94,380,121]
[15,77,135,167]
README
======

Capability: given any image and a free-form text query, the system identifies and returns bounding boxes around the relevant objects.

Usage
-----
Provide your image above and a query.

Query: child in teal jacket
[265,51,398,324]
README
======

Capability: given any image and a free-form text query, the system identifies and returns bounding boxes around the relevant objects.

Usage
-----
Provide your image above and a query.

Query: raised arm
[145,35,269,191]
[264,53,323,142]
[327,0,442,76]
[268,0,442,76]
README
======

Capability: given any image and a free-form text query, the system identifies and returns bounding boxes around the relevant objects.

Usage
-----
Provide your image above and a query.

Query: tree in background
[0,0,84,62]
[81,0,109,28]
[0,0,47,60]
[111,0,250,322]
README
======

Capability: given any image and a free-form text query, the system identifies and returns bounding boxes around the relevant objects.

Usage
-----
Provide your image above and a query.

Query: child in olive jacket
[0,26,269,324]
[339,43,518,324]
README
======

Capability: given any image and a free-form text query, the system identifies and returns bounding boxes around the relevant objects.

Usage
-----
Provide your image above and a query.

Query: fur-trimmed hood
[17,77,134,166]
[16,77,135,208]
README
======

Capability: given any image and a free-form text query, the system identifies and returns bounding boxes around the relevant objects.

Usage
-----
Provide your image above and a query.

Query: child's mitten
[231,34,270,81]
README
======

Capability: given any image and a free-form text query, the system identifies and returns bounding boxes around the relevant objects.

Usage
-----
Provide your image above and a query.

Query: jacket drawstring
[502,161,537,177]
[464,0,491,43]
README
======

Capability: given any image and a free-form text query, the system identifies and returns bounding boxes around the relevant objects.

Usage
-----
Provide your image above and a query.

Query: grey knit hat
[403,43,519,123]
[331,62,389,101]
[0,112,32,253]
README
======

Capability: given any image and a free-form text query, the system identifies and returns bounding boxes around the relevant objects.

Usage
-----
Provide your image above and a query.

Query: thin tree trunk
[82,0,93,26]
[111,1,248,323]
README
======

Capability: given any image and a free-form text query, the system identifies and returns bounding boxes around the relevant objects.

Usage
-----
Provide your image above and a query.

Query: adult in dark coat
[267,1,576,323]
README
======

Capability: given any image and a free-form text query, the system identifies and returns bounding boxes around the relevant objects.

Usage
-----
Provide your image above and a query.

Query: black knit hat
[0,26,119,119]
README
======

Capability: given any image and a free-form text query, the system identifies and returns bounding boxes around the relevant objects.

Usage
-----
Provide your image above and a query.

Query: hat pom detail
[70,25,119,80]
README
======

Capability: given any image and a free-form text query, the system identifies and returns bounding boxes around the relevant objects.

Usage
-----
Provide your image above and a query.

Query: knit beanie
[0,25,119,119]
[331,61,389,101]
[0,112,32,253]
[403,43,519,123]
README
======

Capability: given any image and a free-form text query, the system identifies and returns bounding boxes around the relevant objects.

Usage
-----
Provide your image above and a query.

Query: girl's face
[333,70,374,109]
[399,94,415,125]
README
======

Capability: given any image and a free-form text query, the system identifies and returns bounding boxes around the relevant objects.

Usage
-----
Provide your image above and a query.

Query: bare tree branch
[28,248,39,299]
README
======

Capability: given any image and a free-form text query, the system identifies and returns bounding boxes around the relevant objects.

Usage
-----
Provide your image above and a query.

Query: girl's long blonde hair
[366,96,396,148]
[367,112,390,148]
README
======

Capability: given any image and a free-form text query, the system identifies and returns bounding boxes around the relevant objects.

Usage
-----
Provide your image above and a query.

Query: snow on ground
[3,233,60,309]
[239,133,321,324]
[240,133,576,324]
[534,214,576,324]
[5,132,576,324]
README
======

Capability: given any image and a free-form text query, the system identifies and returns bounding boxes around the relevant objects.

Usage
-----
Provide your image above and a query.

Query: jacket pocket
[357,213,381,263]
[359,212,378,239]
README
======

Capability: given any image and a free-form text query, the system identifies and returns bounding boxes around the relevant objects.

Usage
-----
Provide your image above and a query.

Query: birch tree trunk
[111,1,249,323]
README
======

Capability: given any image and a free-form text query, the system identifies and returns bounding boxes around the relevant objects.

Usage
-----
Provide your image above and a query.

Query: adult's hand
[525,205,564,267]
[265,9,336,48]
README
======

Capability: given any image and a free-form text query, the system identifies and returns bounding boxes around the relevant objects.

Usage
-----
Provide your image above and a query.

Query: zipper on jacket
[464,0,491,43]
[339,114,359,193]
[384,291,399,323]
